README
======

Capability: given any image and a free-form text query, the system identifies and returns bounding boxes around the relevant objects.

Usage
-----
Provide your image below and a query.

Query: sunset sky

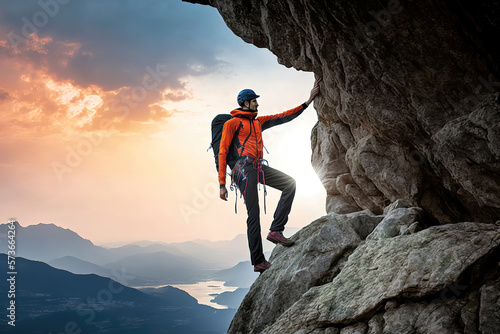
[0,0,325,244]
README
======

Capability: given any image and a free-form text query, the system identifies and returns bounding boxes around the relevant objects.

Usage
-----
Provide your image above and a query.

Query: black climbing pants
[232,159,296,265]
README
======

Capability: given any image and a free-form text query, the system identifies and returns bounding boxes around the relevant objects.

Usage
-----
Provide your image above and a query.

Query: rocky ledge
[230,206,500,333]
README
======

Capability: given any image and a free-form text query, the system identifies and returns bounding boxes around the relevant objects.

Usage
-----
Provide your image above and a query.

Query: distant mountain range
[0,221,281,285]
[0,221,100,263]
[47,256,159,286]
[211,261,260,288]
[0,221,208,266]
[0,255,235,334]
[210,288,250,309]
[103,250,212,283]
[136,286,198,306]
[0,221,295,333]
[48,255,115,277]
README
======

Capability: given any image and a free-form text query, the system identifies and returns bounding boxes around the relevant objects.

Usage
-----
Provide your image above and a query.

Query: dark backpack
[209,114,244,171]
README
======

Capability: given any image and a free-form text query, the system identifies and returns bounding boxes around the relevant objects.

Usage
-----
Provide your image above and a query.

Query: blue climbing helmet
[237,89,260,107]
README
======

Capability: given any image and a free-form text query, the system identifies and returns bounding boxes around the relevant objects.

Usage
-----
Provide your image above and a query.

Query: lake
[170,280,238,309]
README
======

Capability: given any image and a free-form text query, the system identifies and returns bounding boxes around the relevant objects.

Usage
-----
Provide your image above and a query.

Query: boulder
[264,221,500,333]
[227,211,382,334]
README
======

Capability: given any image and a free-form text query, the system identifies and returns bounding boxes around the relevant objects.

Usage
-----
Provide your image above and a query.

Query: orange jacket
[218,103,308,186]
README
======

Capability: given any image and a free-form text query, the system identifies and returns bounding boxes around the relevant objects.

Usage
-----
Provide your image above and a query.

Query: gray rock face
[227,211,383,334]
[266,222,500,333]
[183,1,500,333]
[229,213,500,334]
[479,279,500,334]
[186,0,500,223]
[217,206,499,333]
[367,206,424,240]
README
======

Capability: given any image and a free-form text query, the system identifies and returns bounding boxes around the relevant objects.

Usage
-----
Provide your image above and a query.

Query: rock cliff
[230,208,500,334]
[184,0,500,333]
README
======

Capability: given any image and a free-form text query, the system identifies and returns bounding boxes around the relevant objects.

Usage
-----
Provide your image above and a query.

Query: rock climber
[218,77,321,273]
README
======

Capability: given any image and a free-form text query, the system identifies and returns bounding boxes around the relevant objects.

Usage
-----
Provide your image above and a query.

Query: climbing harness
[230,156,269,214]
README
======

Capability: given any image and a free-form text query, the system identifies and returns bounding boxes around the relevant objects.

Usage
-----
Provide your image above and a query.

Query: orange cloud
[24,33,52,54]
[0,34,192,140]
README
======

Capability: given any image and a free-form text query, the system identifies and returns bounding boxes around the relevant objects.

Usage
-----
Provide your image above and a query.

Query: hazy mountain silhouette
[103,251,214,284]
[49,255,114,277]
[0,221,283,289]
[0,254,235,333]
[138,286,198,306]
[48,256,160,286]
[103,242,191,263]
[0,221,103,263]
[104,233,286,269]
[211,261,258,288]
[119,234,260,268]
[0,222,241,284]
[174,236,251,267]
[210,288,250,309]
[0,222,198,266]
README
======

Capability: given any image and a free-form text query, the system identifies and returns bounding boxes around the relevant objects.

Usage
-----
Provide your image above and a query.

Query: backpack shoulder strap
[238,118,253,157]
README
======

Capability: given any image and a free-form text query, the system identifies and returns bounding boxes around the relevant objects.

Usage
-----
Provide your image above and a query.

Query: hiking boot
[267,231,295,247]
[254,260,271,273]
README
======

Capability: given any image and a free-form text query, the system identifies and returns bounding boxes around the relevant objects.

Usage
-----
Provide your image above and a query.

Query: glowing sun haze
[0,0,325,244]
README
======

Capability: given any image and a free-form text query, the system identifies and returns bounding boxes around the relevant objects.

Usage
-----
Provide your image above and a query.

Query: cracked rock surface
[227,211,382,334]
[183,0,500,333]
[229,212,500,334]
[187,0,500,223]
[265,221,500,333]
